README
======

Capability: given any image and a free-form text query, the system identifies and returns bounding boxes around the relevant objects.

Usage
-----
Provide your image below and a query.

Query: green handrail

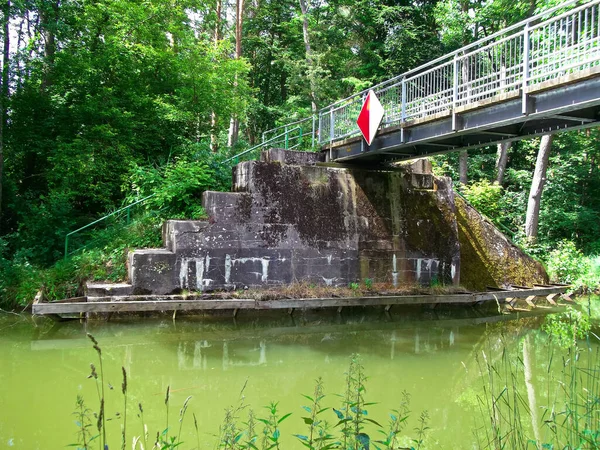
[64,194,155,259]
[223,126,304,165]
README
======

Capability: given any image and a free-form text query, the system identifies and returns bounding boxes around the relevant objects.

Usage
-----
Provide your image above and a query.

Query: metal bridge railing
[315,0,600,146]
[223,125,307,165]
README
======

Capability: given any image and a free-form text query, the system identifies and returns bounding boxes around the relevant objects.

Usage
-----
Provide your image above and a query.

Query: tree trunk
[495,142,510,185]
[0,0,9,226]
[525,134,553,240]
[227,0,243,148]
[40,0,59,90]
[298,0,317,114]
[459,150,468,185]
[210,0,222,152]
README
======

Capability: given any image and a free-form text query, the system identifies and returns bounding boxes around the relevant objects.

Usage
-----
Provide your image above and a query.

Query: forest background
[0,0,598,308]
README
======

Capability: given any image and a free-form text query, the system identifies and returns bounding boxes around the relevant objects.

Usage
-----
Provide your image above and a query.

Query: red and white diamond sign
[356,90,384,146]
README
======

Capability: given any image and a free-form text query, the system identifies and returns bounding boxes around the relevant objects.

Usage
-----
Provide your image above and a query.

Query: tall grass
[71,343,429,450]
[474,324,600,449]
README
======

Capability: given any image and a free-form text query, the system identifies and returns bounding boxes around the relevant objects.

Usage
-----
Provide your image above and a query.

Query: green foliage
[461,180,503,219]
[295,378,335,450]
[258,402,291,450]
[375,391,411,449]
[542,306,592,349]
[127,156,221,220]
[545,240,600,293]
[0,214,162,308]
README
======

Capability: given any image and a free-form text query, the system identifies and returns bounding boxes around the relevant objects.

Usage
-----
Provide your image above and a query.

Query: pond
[0,298,598,449]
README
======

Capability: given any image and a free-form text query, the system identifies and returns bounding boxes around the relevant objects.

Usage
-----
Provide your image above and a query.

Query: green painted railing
[224,125,306,165]
[64,194,155,259]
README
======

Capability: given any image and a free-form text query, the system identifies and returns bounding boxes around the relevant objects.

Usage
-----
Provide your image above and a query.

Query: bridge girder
[323,74,600,164]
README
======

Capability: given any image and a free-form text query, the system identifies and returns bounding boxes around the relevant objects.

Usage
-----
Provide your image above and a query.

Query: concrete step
[162,220,209,253]
[128,249,178,295]
[86,283,133,298]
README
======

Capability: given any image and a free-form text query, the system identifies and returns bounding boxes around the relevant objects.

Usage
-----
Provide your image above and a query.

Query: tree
[0,0,9,227]
[525,134,553,240]
[495,142,510,185]
[459,150,468,185]
[227,0,244,147]
[298,0,316,114]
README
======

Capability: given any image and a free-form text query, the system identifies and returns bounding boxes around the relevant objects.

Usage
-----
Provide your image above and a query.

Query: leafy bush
[545,240,600,293]
[126,146,232,220]
[461,180,503,219]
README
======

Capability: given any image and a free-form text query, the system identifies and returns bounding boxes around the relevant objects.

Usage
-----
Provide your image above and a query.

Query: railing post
[64,235,69,260]
[329,106,335,146]
[400,77,406,143]
[522,22,531,115]
[127,207,131,224]
[401,78,407,123]
[284,126,289,149]
[311,115,316,150]
[452,53,459,131]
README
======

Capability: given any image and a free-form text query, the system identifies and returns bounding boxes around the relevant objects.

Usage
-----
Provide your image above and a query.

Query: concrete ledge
[260,148,325,165]
[31,284,570,315]
[86,283,133,298]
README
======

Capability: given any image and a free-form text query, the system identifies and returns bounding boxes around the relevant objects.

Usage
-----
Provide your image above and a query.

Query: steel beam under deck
[323,75,600,164]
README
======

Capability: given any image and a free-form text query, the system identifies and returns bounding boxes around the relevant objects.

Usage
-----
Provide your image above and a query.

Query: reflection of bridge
[254,0,600,164]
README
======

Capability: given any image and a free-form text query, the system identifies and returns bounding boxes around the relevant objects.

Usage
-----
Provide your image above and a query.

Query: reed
[474,328,600,449]
[121,367,127,450]
[87,333,107,450]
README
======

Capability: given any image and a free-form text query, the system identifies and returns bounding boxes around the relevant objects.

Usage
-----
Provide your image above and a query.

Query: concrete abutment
[98,149,546,297]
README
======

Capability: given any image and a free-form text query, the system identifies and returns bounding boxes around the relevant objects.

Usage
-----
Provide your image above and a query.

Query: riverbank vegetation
[1,0,599,309]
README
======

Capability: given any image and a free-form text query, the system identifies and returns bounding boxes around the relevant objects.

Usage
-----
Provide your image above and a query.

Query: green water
[0,302,597,449]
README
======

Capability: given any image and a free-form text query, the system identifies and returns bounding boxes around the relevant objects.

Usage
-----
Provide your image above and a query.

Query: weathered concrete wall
[121,149,547,295]
[127,149,461,294]
[455,196,548,290]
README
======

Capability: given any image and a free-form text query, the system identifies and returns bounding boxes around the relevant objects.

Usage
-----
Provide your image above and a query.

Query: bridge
[239,0,600,164]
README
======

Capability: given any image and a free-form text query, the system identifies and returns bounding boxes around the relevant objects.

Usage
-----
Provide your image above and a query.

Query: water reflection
[0,304,584,450]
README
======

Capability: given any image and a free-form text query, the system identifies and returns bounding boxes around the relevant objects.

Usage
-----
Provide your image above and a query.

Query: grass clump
[474,322,600,449]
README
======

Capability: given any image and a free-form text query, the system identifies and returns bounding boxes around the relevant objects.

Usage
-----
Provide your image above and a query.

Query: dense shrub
[545,240,600,293]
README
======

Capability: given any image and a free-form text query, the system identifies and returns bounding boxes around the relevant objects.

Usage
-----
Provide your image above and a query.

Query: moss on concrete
[455,196,548,291]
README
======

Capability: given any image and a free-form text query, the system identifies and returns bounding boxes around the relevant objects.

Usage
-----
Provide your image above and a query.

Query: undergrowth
[0,214,162,309]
